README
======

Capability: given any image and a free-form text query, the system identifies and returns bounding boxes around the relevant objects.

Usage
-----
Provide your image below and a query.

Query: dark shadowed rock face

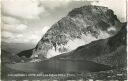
[108,23,127,51]
[51,23,127,67]
[17,5,123,61]
[17,49,33,58]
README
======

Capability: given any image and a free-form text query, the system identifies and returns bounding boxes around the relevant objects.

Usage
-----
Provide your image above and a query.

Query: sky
[1,0,127,44]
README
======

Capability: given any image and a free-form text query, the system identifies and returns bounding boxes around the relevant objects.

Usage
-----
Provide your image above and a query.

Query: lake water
[6,59,112,73]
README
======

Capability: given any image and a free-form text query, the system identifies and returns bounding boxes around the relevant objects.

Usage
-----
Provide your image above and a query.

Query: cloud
[1,24,42,43]
[16,24,28,31]
[2,31,14,38]
[1,31,39,43]
[42,25,51,34]
[2,0,45,19]
[23,26,51,43]
[1,31,23,42]
[16,34,23,38]
[40,1,71,9]
[2,24,28,32]
[27,34,41,43]
[27,27,50,43]
[1,23,29,43]
[2,16,21,24]
[91,0,126,22]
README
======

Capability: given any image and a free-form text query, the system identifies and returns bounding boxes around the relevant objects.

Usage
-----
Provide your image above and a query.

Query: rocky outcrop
[17,5,124,61]
[51,23,127,67]
[31,5,123,59]
[89,23,127,67]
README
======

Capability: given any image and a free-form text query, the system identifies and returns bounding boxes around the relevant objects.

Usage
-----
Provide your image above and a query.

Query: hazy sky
[1,0,127,44]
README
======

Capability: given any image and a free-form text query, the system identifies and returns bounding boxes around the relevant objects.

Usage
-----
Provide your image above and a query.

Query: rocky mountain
[4,23,126,74]
[2,5,127,80]
[50,23,127,67]
[17,5,124,61]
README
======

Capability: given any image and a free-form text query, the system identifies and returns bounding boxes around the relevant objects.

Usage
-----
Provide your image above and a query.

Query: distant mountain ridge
[17,5,124,61]
[1,42,35,54]
[1,42,35,63]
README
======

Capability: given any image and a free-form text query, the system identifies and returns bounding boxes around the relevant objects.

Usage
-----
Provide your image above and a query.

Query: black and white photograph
[1,0,127,80]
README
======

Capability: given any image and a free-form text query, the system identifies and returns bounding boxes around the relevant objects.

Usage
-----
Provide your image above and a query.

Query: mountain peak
[17,5,124,60]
